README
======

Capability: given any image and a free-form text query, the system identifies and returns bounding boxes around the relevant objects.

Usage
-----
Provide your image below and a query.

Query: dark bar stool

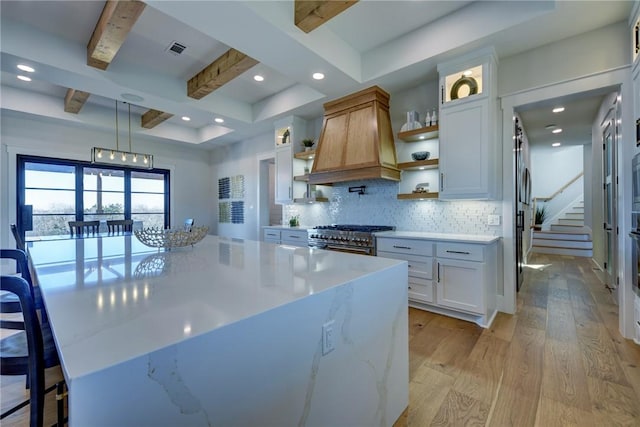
[106,219,133,234]
[68,221,100,237]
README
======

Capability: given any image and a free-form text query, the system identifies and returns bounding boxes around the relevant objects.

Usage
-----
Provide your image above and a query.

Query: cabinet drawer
[378,251,433,279]
[281,230,308,241]
[377,238,434,256]
[437,242,484,262]
[408,277,434,303]
[263,229,281,240]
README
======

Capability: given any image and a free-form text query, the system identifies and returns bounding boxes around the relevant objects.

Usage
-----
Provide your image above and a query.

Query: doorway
[258,156,281,237]
[602,95,621,296]
[500,68,629,318]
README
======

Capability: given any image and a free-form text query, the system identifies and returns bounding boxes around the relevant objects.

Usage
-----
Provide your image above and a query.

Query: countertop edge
[374,231,500,244]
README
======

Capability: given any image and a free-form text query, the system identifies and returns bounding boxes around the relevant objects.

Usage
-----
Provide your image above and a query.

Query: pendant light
[91,100,153,169]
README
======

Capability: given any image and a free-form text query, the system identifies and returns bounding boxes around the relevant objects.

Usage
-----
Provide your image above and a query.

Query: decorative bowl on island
[134,226,209,249]
[411,151,430,161]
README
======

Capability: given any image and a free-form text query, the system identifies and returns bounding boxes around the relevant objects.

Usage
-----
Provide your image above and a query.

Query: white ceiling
[0,1,633,149]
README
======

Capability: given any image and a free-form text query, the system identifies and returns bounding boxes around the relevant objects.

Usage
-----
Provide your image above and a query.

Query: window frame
[17,155,170,238]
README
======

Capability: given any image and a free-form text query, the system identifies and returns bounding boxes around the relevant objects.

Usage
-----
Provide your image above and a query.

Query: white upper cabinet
[437,48,501,200]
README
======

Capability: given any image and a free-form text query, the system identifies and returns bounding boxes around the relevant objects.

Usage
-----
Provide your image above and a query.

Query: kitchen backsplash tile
[284,180,501,235]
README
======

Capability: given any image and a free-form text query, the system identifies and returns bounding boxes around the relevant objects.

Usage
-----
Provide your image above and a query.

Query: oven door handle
[325,245,372,255]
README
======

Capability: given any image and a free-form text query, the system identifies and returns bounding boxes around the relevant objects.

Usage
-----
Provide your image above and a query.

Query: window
[17,156,170,238]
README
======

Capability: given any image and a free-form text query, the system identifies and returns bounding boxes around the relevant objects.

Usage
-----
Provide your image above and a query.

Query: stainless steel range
[308,225,394,256]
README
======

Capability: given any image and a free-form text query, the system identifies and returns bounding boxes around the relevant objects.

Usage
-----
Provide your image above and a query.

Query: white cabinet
[436,242,486,314]
[263,227,309,247]
[263,228,281,244]
[377,235,498,328]
[281,229,308,247]
[437,48,500,200]
[377,238,434,303]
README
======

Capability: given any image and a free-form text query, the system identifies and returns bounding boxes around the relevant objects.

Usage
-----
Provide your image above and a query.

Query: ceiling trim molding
[141,109,174,129]
[187,48,259,100]
[294,0,358,33]
[64,88,91,114]
[86,0,146,70]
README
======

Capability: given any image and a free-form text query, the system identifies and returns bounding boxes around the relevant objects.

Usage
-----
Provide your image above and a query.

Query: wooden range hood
[309,86,400,184]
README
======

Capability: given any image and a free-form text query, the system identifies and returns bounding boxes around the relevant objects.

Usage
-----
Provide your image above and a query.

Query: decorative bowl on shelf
[134,226,209,249]
[411,151,430,161]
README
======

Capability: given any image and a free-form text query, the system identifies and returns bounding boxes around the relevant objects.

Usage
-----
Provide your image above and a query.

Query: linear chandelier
[91,101,153,169]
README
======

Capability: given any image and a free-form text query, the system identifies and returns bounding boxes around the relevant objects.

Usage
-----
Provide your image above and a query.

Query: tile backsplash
[284,180,502,235]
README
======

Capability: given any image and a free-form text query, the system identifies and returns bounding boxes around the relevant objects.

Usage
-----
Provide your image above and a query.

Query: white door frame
[499,66,634,339]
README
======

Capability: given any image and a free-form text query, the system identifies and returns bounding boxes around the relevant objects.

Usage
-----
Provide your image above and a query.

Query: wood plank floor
[396,253,640,427]
[2,253,639,426]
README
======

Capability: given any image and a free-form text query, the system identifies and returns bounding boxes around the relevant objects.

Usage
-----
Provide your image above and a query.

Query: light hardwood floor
[2,253,639,426]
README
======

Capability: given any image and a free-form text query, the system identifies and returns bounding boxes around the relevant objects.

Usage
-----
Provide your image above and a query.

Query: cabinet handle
[288,235,300,239]
[393,245,411,250]
[437,262,440,282]
[441,85,444,104]
[446,250,470,255]
[407,264,412,268]
[408,286,412,290]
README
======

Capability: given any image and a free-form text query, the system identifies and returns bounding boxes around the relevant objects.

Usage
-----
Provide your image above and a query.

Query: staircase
[531,201,593,257]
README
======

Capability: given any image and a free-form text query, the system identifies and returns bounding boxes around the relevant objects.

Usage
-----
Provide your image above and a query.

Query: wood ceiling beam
[294,0,358,33]
[87,0,146,70]
[187,48,259,100]
[64,88,91,114]
[141,109,174,129]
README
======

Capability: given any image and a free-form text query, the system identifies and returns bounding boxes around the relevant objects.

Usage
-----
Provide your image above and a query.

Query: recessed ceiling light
[552,107,565,113]
[552,128,562,134]
[214,117,224,123]
[17,75,31,82]
[181,116,191,121]
[253,75,264,82]
[312,72,325,80]
[17,64,35,73]
[552,142,561,147]
[463,70,473,76]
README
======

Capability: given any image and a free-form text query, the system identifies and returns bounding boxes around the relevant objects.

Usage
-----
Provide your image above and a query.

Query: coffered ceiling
[0,1,633,149]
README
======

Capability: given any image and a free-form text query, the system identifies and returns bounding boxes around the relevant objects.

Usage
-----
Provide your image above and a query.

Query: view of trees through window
[19,157,169,237]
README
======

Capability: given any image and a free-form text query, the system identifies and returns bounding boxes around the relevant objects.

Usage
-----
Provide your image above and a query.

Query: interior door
[514,118,525,291]
[602,107,617,293]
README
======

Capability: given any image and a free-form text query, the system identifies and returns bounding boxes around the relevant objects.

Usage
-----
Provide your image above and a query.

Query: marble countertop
[263,225,315,231]
[28,234,404,382]
[374,231,500,244]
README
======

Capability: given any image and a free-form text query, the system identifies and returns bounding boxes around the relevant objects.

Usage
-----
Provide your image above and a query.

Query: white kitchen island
[28,234,408,427]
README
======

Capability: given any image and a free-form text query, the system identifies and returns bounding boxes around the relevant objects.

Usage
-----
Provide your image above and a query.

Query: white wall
[210,132,274,240]
[0,114,213,248]
[530,144,584,197]
[498,22,629,96]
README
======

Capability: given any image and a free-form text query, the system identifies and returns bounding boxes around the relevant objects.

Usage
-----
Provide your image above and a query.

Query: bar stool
[68,221,100,237]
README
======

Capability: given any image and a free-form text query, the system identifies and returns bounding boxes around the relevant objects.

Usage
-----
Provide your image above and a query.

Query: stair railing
[531,172,584,230]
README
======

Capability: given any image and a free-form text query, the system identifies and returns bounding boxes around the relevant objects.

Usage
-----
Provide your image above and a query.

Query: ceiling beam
[87,0,146,70]
[187,48,259,100]
[294,0,358,33]
[64,88,91,114]
[141,109,174,129]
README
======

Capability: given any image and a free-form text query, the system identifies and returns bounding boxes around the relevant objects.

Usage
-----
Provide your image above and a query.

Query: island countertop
[28,234,405,382]
[29,234,409,427]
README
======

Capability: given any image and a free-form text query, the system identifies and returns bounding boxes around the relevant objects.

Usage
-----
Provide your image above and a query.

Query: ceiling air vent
[166,41,187,56]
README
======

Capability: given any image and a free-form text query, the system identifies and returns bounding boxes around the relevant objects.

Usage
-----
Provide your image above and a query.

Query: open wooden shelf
[294,174,309,182]
[294,150,316,160]
[397,125,439,142]
[397,158,439,171]
[397,192,439,200]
